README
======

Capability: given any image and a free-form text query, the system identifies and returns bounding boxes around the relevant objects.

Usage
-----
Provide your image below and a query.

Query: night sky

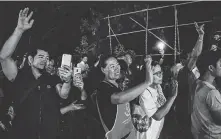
[1,1,221,66]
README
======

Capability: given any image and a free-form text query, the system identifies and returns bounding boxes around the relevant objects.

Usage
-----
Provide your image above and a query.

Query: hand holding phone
[58,65,73,83]
[73,73,84,90]
[61,54,72,68]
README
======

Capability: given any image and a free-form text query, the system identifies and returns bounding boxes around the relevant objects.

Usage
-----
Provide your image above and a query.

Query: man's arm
[187,22,204,71]
[152,97,176,121]
[0,8,34,81]
[159,49,164,65]
[57,65,72,99]
[80,88,87,100]
[56,82,72,99]
[111,56,153,104]
[94,55,101,68]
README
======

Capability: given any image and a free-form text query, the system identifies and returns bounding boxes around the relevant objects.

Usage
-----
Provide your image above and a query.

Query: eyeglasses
[108,64,120,70]
[153,71,163,77]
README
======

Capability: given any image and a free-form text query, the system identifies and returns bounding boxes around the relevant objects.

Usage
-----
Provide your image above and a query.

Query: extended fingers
[144,55,152,62]
[200,24,205,29]
[59,67,72,73]
[194,22,199,29]
[20,8,29,17]
[27,11,33,21]
[62,65,72,71]
[19,10,22,17]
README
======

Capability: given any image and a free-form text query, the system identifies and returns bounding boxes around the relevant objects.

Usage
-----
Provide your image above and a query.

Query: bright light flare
[157,41,165,50]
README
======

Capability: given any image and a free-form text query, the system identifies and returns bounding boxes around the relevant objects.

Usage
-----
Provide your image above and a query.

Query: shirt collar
[202,80,216,90]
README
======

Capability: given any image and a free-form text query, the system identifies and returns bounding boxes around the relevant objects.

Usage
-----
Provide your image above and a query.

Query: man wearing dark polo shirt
[96,55,153,139]
[0,8,72,139]
[175,22,204,139]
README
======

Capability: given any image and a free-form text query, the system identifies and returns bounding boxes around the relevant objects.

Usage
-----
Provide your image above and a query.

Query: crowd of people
[0,7,221,139]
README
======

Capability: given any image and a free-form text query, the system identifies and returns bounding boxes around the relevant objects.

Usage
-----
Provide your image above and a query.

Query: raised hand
[98,54,102,59]
[171,79,178,98]
[16,7,34,32]
[194,22,204,36]
[58,65,72,83]
[159,49,165,56]
[144,55,153,84]
[144,55,152,70]
[73,73,84,90]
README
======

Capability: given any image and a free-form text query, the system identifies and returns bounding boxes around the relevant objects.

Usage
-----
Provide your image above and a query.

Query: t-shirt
[96,81,134,139]
[8,67,60,139]
[138,86,166,139]
[191,80,221,139]
[97,81,119,131]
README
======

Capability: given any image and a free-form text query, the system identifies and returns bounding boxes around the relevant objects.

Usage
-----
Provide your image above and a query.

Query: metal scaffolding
[104,0,212,63]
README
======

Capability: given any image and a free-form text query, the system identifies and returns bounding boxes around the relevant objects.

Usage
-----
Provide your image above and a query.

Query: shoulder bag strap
[95,95,109,133]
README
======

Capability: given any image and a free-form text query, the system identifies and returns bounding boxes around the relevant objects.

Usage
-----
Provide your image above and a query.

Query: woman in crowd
[131,61,178,139]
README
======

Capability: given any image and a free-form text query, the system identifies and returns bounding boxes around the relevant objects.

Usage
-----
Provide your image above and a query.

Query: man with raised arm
[175,22,205,139]
[0,8,72,139]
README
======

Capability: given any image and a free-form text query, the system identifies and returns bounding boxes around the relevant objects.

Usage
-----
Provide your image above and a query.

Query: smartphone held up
[61,54,72,68]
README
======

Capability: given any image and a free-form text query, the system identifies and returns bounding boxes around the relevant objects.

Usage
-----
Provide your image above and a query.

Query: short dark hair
[151,60,160,67]
[118,59,128,73]
[125,49,136,61]
[28,48,49,58]
[81,54,88,59]
[180,49,191,61]
[197,50,221,76]
[28,41,49,57]
[117,49,136,61]
[99,55,115,69]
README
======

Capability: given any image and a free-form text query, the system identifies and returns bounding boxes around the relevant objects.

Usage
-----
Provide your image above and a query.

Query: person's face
[152,64,163,85]
[46,59,55,74]
[102,57,121,81]
[82,57,88,63]
[32,50,49,70]
[125,54,132,66]
[211,58,221,77]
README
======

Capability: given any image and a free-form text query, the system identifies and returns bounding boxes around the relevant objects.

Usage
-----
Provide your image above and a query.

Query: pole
[108,15,112,55]
[174,6,177,64]
[145,6,149,56]
[107,20,212,37]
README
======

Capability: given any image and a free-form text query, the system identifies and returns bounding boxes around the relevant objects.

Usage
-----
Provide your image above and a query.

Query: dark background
[0,1,221,65]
